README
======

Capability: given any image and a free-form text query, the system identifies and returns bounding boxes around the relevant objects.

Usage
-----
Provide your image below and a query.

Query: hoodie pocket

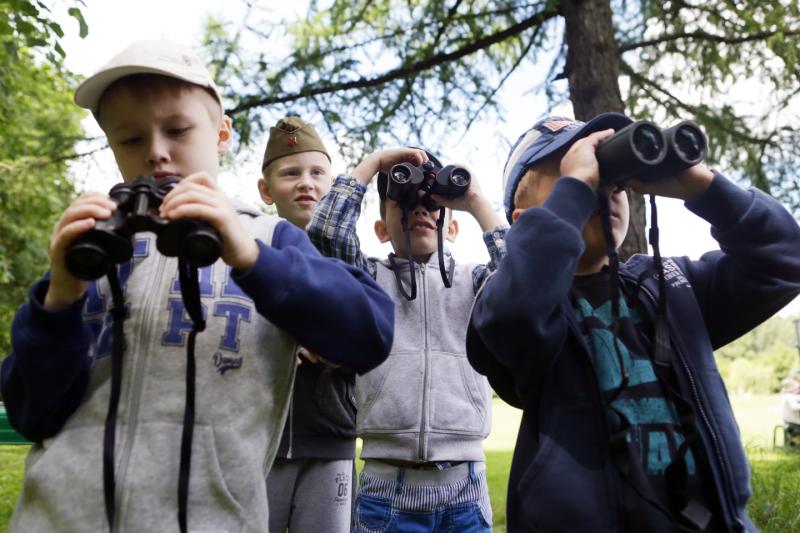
[122,421,248,530]
[356,351,423,432]
[428,350,490,433]
[315,367,357,429]
[517,408,615,531]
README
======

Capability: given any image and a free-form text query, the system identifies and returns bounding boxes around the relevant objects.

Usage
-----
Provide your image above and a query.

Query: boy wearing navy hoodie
[467,113,800,532]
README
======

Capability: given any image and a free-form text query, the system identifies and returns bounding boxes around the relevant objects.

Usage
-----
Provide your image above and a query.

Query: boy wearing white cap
[1,40,394,532]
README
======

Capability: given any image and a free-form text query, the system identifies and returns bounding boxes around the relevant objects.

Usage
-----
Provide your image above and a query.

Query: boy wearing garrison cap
[1,41,394,532]
[466,113,800,532]
[259,116,356,533]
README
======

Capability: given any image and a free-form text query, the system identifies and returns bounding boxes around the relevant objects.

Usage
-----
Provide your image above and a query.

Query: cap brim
[74,65,220,113]
[536,112,633,164]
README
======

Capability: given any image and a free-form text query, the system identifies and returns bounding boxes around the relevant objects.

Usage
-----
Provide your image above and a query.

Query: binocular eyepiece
[65,175,222,281]
[386,160,471,210]
[596,120,707,184]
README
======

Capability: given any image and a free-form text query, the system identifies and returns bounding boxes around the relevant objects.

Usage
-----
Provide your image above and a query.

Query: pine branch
[227,8,559,115]
[620,60,774,147]
[619,27,800,53]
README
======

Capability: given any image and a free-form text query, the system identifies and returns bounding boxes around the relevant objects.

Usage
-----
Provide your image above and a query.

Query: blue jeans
[352,461,492,533]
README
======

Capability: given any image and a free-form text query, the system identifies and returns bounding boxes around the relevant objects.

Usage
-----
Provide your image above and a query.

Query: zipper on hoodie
[418,263,429,461]
[113,250,168,532]
[632,278,740,528]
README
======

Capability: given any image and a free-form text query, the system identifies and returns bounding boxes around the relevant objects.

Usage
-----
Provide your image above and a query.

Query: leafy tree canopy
[204,0,800,215]
[0,3,87,357]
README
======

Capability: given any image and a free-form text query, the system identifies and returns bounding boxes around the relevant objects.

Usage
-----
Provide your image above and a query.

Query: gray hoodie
[357,253,493,462]
[5,203,395,532]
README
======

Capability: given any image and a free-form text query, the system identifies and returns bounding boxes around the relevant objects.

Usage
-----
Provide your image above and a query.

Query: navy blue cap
[502,112,633,223]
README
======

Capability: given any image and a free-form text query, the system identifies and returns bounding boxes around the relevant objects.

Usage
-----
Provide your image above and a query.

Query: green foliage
[0,37,84,357]
[716,315,800,393]
[0,0,87,61]
[204,1,562,161]
[622,0,800,212]
[205,0,800,214]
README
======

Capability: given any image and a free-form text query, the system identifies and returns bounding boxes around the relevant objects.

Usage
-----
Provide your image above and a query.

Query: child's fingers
[160,183,224,218]
[590,128,616,145]
[161,172,217,204]
[50,218,97,257]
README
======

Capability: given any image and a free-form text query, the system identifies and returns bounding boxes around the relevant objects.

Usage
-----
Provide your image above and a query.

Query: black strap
[605,194,711,531]
[177,260,206,533]
[436,206,455,288]
[390,206,417,301]
[596,190,629,399]
[103,266,126,532]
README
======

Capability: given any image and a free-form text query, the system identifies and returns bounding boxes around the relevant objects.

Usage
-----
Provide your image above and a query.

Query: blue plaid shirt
[308,175,508,292]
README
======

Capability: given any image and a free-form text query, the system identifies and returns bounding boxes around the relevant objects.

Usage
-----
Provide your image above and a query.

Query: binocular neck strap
[391,206,417,301]
[100,260,205,533]
[103,266,127,532]
[436,206,455,288]
[177,260,206,533]
[596,190,628,401]
[647,194,670,366]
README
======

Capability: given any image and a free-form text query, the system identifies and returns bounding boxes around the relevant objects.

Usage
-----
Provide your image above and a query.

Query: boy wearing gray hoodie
[308,147,507,532]
[1,40,393,533]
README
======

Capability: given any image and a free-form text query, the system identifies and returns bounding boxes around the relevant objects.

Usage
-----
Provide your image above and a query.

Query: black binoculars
[596,120,707,184]
[65,175,222,280]
[386,160,471,210]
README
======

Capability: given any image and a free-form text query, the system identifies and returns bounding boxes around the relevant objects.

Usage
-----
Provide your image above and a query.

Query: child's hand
[351,148,428,186]
[627,163,714,201]
[45,192,118,311]
[430,171,503,232]
[297,346,342,368]
[159,172,259,271]
[560,129,616,190]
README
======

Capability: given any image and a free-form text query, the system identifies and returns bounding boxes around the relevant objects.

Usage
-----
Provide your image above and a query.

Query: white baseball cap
[74,40,223,114]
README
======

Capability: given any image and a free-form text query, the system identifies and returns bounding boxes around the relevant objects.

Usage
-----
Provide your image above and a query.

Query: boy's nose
[411,203,438,220]
[147,137,171,166]
[297,178,312,192]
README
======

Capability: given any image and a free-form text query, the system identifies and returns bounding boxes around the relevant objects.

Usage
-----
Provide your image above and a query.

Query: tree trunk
[560,0,647,259]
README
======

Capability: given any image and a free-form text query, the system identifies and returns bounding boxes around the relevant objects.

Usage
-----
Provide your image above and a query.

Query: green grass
[1,395,797,530]
[0,445,25,528]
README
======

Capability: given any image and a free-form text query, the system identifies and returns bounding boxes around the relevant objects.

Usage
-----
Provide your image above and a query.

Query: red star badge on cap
[288,135,298,146]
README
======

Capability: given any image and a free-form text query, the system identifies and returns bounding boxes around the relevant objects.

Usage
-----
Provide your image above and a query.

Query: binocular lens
[182,231,222,267]
[674,125,704,161]
[392,167,411,184]
[66,243,112,281]
[632,124,664,162]
[449,169,470,187]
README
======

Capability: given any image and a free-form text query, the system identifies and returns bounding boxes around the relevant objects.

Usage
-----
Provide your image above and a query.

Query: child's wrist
[351,154,379,185]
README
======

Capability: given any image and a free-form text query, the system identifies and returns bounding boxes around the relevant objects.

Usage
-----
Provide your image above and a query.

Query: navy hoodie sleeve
[467,177,597,407]
[232,220,394,375]
[679,173,800,348]
[1,279,92,441]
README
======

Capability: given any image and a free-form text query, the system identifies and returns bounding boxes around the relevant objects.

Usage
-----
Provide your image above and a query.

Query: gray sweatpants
[267,457,354,533]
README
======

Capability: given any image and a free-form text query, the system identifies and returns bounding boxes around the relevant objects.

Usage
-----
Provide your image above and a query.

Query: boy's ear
[445,217,459,243]
[217,115,234,155]
[257,177,274,205]
[511,208,524,223]
[374,219,392,243]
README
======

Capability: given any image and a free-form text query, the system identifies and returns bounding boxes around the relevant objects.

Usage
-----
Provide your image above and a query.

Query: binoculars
[596,120,707,184]
[386,160,471,210]
[65,175,222,280]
